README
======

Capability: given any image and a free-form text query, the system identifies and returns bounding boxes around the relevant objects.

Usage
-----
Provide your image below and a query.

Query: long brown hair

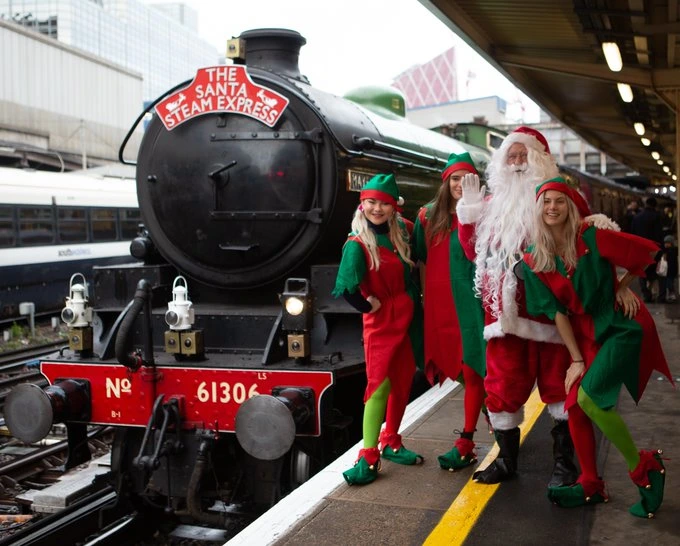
[426,181,456,245]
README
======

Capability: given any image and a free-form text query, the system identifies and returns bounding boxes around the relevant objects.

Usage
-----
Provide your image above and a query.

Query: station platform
[228,302,680,546]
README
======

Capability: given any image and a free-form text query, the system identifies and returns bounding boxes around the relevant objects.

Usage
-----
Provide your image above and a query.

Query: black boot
[548,420,579,488]
[473,427,520,484]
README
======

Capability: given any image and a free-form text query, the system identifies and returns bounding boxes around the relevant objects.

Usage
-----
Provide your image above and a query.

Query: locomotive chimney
[236,28,307,81]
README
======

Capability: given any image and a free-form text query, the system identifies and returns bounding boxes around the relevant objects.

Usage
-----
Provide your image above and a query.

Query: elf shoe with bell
[343,447,381,485]
[629,449,666,518]
[547,476,608,508]
[438,435,477,471]
[379,431,424,465]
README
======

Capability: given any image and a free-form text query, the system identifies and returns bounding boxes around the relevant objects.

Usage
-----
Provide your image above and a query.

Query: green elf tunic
[333,221,423,402]
[412,204,486,384]
[523,225,673,411]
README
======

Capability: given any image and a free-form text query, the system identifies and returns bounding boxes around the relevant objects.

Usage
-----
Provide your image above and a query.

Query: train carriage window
[19,207,54,245]
[91,208,117,241]
[120,208,142,239]
[0,206,15,247]
[58,208,88,243]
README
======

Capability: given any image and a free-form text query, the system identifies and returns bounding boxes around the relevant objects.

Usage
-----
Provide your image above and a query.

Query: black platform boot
[473,427,520,484]
[548,420,579,488]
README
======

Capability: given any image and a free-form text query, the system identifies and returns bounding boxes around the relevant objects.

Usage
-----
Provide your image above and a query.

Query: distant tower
[392,47,457,109]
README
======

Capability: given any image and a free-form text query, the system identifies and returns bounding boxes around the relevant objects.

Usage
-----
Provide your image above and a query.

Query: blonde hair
[529,193,582,272]
[351,207,414,270]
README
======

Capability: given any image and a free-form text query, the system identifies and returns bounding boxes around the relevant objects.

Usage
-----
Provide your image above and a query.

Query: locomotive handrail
[352,135,447,167]
[209,208,323,223]
[118,79,193,166]
[346,150,442,173]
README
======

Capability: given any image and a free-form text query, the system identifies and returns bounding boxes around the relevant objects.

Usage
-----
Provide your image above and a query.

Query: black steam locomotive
[5,29,488,523]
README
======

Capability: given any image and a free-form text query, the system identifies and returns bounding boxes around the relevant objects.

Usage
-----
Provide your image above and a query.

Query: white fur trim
[456,200,484,225]
[483,316,563,343]
[547,402,568,421]
[489,409,524,430]
[502,132,548,154]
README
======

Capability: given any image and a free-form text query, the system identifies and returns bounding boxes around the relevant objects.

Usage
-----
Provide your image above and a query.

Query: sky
[163,0,539,123]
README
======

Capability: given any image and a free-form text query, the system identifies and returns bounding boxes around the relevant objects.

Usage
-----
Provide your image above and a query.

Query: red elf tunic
[333,224,423,401]
[523,225,673,410]
[412,204,486,384]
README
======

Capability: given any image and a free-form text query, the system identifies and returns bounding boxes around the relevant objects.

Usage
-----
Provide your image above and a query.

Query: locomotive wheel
[288,446,311,489]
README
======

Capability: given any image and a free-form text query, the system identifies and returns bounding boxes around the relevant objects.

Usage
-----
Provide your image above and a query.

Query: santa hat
[506,126,551,154]
[441,151,478,182]
[535,177,591,217]
[360,173,402,208]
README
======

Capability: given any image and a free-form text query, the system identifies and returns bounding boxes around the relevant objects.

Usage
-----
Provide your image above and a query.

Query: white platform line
[226,378,459,546]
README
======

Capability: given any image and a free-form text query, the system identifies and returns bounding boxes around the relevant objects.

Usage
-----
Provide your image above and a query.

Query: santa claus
[456,126,585,486]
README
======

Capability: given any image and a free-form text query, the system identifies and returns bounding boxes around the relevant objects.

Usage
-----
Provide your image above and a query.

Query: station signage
[155,65,289,130]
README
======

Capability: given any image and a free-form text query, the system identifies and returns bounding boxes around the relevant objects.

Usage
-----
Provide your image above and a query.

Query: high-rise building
[0,0,221,102]
[391,47,457,110]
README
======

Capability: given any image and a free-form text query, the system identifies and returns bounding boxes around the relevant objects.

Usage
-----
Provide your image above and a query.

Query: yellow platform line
[424,388,546,546]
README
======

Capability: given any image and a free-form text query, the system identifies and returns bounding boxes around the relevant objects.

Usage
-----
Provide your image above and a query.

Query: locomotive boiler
[5,28,488,524]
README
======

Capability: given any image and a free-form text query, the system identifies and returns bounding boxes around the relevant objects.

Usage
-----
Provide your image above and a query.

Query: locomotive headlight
[280,278,313,332]
[61,273,92,328]
[284,296,305,316]
[165,276,194,331]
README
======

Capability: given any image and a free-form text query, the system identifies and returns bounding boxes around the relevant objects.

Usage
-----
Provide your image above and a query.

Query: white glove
[584,213,621,232]
[461,173,486,205]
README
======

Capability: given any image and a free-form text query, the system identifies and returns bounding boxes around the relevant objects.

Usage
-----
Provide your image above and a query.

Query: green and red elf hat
[441,152,478,182]
[535,176,591,217]
[360,173,401,208]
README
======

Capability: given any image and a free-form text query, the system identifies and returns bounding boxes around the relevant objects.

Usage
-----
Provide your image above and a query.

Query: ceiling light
[671,175,677,181]
[651,151,660,160]
[671,185,677,191]
[654,188,659,194]
[617,83,633,102]
[662,187,668,193]
[657,159,664,165]
[663,165,670,173]
[641,137,651,146]
[602,42,623,72]
[634,122,645,136]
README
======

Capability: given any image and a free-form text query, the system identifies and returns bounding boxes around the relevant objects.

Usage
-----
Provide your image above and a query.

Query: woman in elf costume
[522,177,673,517]
[333,173,424,485]
[412,152,487,471]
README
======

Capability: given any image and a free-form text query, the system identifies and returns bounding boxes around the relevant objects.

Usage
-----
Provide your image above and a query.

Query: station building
[0,0,221,168]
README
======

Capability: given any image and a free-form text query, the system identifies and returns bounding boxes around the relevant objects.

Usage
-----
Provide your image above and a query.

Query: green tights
[362,379,391,448]
[577,387,640,470]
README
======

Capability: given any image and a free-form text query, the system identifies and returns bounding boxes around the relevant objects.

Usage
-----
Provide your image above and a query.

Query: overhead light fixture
[657,159,664,165]
[654,188,660,194]
[641,137,651,146]
[671,184,677,191]
[663,165,670,173]
[602,42,623,72]
[617,83,633,102]
[651,151,661,160]
[634,122,645,136]
[672,174,677,181]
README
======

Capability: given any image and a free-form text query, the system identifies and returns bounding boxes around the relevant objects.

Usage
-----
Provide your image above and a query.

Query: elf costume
[333,174,424,485]
[412,152,487,471]
[522,177,673,517]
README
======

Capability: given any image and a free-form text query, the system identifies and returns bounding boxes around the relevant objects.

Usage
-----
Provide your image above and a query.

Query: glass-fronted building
[0,0,221,101]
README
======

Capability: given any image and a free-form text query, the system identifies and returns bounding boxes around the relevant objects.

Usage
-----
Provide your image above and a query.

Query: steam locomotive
[5,28,488,523]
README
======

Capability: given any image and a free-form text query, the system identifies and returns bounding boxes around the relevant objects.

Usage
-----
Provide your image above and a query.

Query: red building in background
[392,47,458,109]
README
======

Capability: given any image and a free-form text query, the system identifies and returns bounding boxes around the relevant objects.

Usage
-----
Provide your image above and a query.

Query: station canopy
[422,0,679,184]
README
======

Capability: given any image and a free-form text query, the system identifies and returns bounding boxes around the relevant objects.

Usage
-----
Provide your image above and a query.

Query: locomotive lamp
[164,275,204,358]
[61,273,93,352]
[280,278,313,359]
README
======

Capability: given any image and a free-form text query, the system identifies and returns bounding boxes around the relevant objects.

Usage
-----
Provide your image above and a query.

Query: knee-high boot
[548,420,579,488]
[473,427,520,484]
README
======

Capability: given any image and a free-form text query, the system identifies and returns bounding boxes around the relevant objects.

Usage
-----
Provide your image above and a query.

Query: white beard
[473,164,542,318]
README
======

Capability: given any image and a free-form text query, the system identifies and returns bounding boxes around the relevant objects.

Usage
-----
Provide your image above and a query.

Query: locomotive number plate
[347,169,377,192]
[40,362,333,435]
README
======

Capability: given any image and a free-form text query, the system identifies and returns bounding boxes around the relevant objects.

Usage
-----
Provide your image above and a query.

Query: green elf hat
[360,173,401,208]
[441,152,478,182]
[536,176,591,218]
